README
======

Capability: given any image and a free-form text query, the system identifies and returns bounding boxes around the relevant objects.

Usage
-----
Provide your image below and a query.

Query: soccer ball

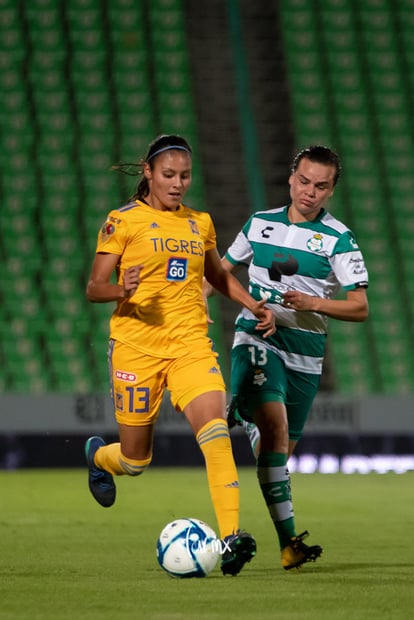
[156,518,220,578]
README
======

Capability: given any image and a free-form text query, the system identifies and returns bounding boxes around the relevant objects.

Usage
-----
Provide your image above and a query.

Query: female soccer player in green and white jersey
[216,145,369,571]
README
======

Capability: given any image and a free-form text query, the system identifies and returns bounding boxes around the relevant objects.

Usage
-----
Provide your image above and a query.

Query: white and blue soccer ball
[156,518,220,578]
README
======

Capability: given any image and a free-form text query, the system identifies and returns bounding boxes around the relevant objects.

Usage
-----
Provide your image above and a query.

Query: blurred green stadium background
[1,0,414,467]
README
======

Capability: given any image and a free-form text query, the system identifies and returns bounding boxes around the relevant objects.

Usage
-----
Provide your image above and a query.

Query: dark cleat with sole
[85,436,116,508]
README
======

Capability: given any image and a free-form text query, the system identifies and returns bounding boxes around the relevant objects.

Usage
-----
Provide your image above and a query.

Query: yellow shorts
[108,339,226,426]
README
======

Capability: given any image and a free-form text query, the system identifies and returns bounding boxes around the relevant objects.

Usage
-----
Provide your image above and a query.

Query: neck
[144,196,179,212]
[287,204,322,223]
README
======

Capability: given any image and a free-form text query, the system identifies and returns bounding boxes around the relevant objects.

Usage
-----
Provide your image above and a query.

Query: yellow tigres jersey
[95,200,217,358]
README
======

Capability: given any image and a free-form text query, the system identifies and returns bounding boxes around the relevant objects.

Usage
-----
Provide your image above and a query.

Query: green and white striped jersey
[225,206,368,375]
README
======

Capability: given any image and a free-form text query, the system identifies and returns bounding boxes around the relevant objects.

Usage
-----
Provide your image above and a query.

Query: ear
[143,162,152,180]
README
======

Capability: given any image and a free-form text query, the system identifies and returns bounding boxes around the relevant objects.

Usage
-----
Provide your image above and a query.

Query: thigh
[231,343,287,422]
[109,339,167,426]
[167,343,226,413]
[286,369,321,441]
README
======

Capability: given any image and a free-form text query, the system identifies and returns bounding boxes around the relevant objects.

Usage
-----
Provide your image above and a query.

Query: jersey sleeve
[225,218,254,265]
[95,211,130,255]
[330,230,369,290]
[204,213,217,252]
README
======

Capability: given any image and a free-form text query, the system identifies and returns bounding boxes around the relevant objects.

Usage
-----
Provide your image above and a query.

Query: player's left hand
[283,290,317,311]
[252,300,276,338]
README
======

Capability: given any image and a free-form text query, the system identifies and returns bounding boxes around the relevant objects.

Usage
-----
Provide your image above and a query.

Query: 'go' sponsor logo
[166,257,188,281]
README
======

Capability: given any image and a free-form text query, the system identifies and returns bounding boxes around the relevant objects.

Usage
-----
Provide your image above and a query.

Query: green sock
[242,420,260,457]
[257,451,296,549]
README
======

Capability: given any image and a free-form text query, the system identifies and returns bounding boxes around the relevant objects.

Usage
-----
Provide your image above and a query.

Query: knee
[119,453,152,476]
[256,415,289,453]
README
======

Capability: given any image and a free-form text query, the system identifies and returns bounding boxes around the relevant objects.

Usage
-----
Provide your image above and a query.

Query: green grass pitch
[1,467,413,619]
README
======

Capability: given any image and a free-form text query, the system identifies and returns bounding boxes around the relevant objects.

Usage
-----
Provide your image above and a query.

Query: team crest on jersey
[100,220,116,241]
[166,257,188,281]
[307,233,323,252]
[115,392,124,412]
[188,219,200,235]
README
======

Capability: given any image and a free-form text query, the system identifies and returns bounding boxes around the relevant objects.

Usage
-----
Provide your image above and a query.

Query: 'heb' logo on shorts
[166,257,188,281]
[115,370,137,382]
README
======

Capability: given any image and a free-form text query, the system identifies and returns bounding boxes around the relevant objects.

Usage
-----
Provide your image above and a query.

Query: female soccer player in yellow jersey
[84,134,275,576]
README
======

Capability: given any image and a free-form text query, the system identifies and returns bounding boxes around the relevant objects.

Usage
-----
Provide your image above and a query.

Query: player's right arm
[86,252,143,302]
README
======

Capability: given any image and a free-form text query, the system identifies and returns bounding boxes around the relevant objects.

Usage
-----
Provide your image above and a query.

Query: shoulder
[111,200,145,219]
[181,204,215,232]
[318,210,351,237]
[116,200,141,213]
[241,206,287,236]
[318,211,363,254]
[251,206,287,221]
[106,201,159,229]
[181,204,211,221]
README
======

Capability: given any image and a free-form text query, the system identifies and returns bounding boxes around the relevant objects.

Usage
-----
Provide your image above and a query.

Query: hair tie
[111,163,140,176]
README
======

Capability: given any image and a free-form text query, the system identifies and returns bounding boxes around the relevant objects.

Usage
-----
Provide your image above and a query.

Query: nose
[172,175,183,188]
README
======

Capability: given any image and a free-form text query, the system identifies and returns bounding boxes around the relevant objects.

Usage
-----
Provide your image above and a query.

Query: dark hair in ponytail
[112,134,192,201]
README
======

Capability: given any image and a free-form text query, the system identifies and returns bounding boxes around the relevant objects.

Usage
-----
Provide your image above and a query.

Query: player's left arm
[204,248,276,337]
[282,287,369,322]
[203,256,241,298]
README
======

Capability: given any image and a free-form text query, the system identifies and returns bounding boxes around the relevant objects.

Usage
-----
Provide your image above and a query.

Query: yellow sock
[94,443,125,475]
[196,418,240,539]
[118,453,151,476]
[94,443,152,477]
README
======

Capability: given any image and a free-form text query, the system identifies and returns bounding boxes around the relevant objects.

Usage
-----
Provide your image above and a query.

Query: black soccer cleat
[85,436,116,508]
[221,530,257,576]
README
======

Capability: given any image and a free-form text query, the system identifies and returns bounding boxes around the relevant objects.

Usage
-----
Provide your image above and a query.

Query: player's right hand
[252,300,276,338]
